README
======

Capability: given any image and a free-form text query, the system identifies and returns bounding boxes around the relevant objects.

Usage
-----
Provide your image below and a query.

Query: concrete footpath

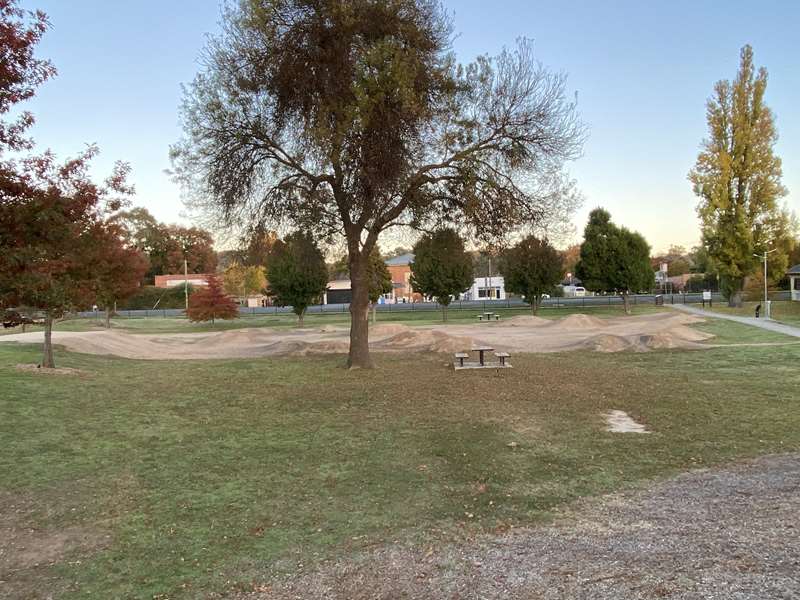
[671,303,800,338]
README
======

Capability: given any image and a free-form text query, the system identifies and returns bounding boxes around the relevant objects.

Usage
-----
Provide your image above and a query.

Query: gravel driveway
[245,454,800,599]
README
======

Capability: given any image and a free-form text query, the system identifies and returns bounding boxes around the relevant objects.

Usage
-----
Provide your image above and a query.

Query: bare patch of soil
[14,364,87,377]
[0,493,110,597]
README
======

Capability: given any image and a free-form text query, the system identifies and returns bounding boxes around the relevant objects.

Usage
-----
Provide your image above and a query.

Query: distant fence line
[74,291,792,319]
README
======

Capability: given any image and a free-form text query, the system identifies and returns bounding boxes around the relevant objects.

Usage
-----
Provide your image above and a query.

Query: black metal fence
[71,291,794,319]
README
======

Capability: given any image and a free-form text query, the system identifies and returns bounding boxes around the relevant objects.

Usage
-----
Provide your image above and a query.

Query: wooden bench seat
[454,352,470,367]
[494,351,510,366]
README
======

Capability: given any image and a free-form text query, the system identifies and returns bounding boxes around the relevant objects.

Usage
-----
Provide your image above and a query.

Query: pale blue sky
[19,0,800,253]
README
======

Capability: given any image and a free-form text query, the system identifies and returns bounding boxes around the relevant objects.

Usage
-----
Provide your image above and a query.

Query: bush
[120,285,194,310]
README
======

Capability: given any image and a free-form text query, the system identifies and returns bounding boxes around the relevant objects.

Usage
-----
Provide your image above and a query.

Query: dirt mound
[552,314,607,330]
[373,330,473,354]
[498,315,551,327]
[370,323,413,337]
[634,333,707,351]
[580,334,633,353]
[0,309,717,359]
[272,340,350,356]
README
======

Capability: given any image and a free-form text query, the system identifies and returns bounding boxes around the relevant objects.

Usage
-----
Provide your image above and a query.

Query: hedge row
[120,285,194,310]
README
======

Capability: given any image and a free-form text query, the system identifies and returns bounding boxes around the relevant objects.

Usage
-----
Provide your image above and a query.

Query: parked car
[2,309,44,329]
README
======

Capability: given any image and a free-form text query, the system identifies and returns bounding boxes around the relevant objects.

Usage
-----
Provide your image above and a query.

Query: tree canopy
[500,236,563,314]
[88,219,149,328]
[410,228,473,321]
[173,0,584,367]
[223,262,267,298]
[575,208,652,314]
[689,45,791,306]
[266,232,329,327]
[114,207,218,282]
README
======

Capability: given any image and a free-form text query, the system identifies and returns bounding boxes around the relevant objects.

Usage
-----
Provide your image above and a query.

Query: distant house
[323,278,352,304]
[788,264,800,301]
[385,253,421,303]
[461,276,507,301]
[154,273,214,288]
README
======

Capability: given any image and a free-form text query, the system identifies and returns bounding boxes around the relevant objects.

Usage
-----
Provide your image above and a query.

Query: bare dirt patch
[603,410,650,433]
[0,312,714,360]
[14,363,87,377]
[0,493,110,597]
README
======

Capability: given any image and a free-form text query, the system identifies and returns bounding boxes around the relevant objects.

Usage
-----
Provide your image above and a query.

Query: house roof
[788,264,800,275]
[385,253,414,266]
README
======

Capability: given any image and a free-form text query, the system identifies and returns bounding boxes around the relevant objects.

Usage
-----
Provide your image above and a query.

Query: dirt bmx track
[0,312,714,360]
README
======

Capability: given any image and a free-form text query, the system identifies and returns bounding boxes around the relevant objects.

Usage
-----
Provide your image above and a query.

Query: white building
[461,276,506,300]
[788,264,800,301]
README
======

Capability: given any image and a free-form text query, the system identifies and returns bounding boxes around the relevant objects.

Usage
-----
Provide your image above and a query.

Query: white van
[563,285,586,298]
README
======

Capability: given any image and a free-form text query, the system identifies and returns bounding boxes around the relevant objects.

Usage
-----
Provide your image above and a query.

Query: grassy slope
[1,316,799,598]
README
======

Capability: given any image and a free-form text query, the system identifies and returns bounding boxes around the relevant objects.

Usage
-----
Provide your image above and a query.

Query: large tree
[689,45,790,306]
[266,232,329,327]
[500,236,562,314]
[410,228,473,321]
[173,0,584,368]
[0,150,135,367]
[575,208,652,314]
[0,1,136,367]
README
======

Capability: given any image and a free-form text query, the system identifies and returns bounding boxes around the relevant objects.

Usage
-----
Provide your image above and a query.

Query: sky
[18,0,800,254]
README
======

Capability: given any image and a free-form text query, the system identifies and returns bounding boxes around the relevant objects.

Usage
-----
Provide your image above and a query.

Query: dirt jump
[0,312,714,360]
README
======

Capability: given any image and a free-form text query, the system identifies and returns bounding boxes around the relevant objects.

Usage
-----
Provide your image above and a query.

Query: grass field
[2,315,799,598]
[706,299,800,326]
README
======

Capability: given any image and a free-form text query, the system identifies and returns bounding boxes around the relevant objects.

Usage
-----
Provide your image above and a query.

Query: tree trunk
[105,308,111,329]
[347,254,373,369]
[371,303,377,325]
[622,292,631,315]
[298,308,305,328]
[532,297,540,315]
[442,303,448,322]
[42,312,55,368]
[728,290,743,308]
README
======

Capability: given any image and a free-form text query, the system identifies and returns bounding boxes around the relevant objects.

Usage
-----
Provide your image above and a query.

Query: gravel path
[245,454,800,599]
[672,304,800,338]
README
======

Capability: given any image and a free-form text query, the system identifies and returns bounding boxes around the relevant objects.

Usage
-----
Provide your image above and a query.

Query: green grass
[706,299,800,326]
[2,317,799,598]
[692,316,800,345]
[1,304,663,336]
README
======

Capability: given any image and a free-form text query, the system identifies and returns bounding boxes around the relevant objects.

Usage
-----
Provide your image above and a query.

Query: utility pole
[754,246,777,319]
[184,257,189,311]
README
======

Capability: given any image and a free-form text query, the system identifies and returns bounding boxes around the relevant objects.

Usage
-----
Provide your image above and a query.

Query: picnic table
[472,345,494,366]
[478,312,499,321]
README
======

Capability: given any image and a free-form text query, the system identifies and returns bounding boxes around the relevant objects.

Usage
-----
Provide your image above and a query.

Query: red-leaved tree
[87,219,149,328]
[0,150,137,366]
[0,1,143,367]
[186,275,239,325]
